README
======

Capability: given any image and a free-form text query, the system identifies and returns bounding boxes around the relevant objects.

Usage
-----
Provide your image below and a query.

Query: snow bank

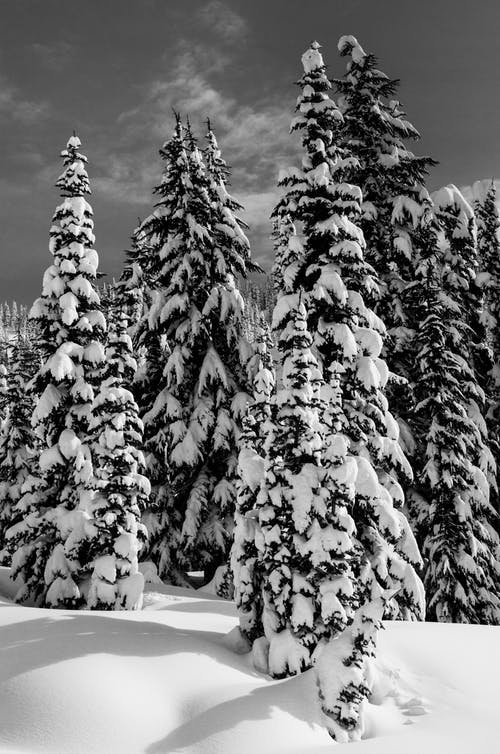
[0,567,498,753]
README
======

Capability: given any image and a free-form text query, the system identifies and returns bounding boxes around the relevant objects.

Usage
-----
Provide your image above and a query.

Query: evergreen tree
[11,301,18,332]
[271,214,304,296]
[0,362,8,421]
[87,309,149,610]
[232,318,276,639]
[412,224,500,623]
[408,186,500,623]
[135,116,256,586]
[434,186,494,487]
[335,35,436,457]
[0,344,36,564]
[204,118,249,226]
[6,135,107,608]
[475,181,500,509]
[254,295,358,680]
[251,42,424,741]
[117,219,153,330]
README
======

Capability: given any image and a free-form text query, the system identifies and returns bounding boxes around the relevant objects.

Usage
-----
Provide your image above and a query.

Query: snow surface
[0,566,498,753]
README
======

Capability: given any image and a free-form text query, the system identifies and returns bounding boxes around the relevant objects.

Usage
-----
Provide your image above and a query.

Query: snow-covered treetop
[301,40,324,73]
[56,133,91,197]
[204,120,248,227]
[30,134,104,356]
[275,40,354,230]
[337,34,367,64]
[204,120,227,182]
[140,115,256,294]
[67,135,82,150]
[336,35,420,142]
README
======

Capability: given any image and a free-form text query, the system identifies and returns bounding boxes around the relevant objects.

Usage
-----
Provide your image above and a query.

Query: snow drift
[0,566,498,753]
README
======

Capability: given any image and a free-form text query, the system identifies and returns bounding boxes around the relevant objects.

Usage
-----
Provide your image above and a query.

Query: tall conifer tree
[239,42,424,741]
[87,309,149,609]
[0,344,36,564]
[135,116,257,585]
[475,181,500,508]
[409,186,500,623]
[232,320,275,638]
[7,135,107,607]
[335,35,436,457]
[434,186,494,487]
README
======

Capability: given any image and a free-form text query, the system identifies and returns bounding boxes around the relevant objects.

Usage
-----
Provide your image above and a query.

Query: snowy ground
[0,567,498,754]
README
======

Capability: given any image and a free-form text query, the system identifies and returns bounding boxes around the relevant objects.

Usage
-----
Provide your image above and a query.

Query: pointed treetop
[66,133,82,150]
[171,109,183,136]
[185,114,196,150]
[56,133,90,196]
[301,41,325,74]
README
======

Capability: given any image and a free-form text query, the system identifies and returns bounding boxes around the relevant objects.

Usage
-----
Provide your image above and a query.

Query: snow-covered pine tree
[6,134,107,608]
[117,215,158,336]
[264,42,423,740]
[335,35,436,458]
[0,362,8,421]
[253,294,360,680]
[87,308,149,610]
[434,185,494,488]
[11,301,18,332]
[0,344,36,565]
[135,115,256,586]
[204,118,248,225]
[232,317,276,638]
[271,214,304,296]
[19,304,30,341]
[474,181,500,509]
[411,219,500,623]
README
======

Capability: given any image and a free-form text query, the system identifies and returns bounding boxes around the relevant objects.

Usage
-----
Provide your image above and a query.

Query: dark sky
[1,0,500,303]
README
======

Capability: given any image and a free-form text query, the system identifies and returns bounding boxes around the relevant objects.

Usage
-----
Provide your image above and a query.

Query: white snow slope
[0,566,498,754]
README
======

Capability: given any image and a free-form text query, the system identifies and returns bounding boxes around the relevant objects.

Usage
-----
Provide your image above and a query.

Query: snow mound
[0,566,498,753]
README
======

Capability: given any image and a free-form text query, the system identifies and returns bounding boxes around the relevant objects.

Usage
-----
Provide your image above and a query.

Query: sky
[1,0,500,303]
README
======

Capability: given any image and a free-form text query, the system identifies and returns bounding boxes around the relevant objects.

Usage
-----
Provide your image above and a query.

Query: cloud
[0,77,49,124]
[196,1,248,43]
[91,155,159,206]
[92,35,296,269]
[30,41,75,70]
[116,48,295,189]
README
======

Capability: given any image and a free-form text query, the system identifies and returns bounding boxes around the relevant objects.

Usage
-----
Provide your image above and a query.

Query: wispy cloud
[196,1,248,43]
[114,46,294,187]
[92,155,158,206]
[89,42,296,264]
[88,24,296,266]
[30,41,75,70]
[0,76,49,124]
